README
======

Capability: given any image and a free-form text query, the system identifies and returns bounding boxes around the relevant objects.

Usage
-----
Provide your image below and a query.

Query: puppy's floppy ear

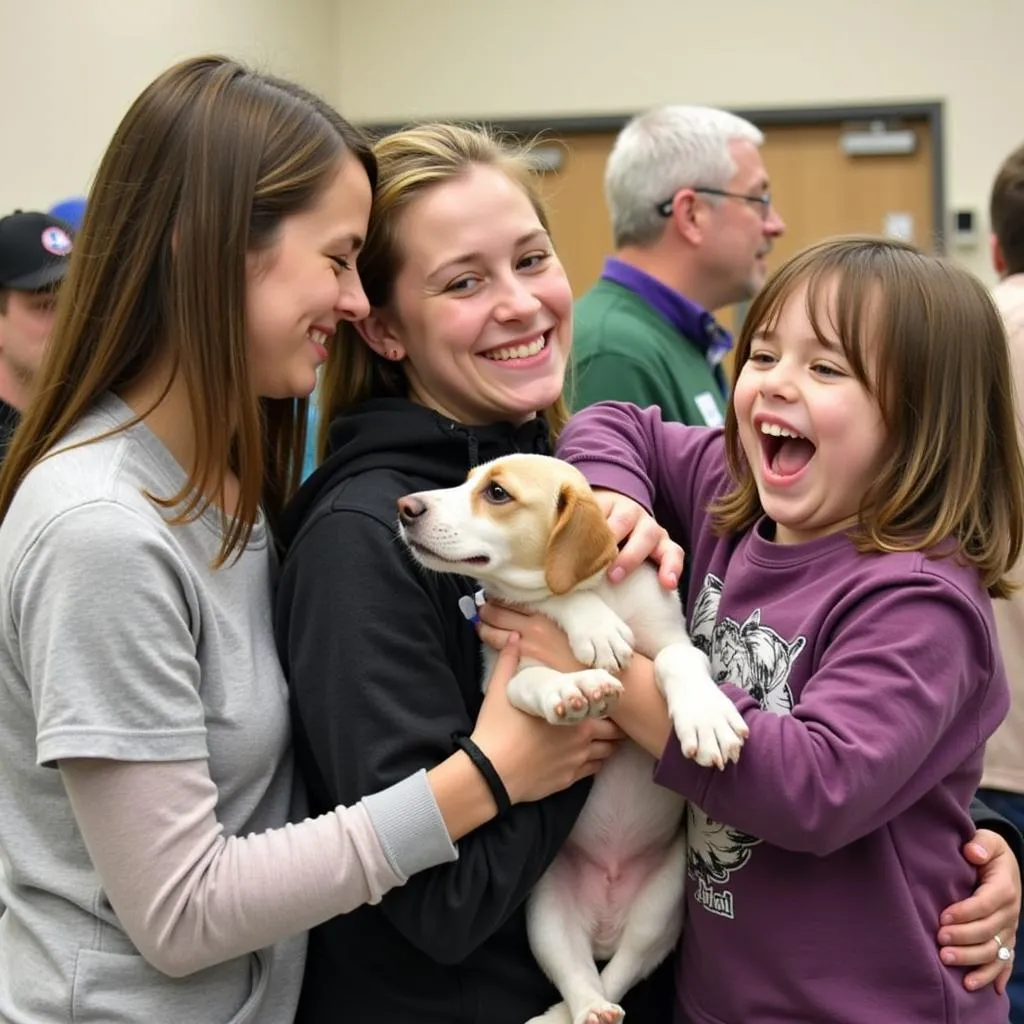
[544,484,618,595]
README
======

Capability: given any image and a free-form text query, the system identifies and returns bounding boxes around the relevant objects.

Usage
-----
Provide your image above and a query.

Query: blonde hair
[317,122,570,459]
[0,56,375,565]
[712,236,1024,598]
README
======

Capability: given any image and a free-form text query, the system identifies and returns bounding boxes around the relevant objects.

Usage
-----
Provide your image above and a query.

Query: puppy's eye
[483,481,512,504]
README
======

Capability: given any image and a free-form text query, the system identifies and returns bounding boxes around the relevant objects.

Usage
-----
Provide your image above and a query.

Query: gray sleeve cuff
[361,769,458,880]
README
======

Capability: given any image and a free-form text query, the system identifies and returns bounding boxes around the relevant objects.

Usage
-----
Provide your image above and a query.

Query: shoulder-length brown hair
[317,122,570,460]
[0,55,375,565]
[712,236,1024,598]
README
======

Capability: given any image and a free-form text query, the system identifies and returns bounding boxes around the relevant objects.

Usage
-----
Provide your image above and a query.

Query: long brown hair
[317,122,570,460]
[0,55,375,564]
[712,236,1024,598]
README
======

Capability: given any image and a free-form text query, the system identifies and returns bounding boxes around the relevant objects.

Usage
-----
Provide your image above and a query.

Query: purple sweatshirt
[558,402,1010,1024]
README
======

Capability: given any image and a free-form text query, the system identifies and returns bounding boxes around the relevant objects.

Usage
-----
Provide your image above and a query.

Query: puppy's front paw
[541,669,623,724]
[574,669,624,717]
[576,1001,624,1024]
[567,614,635,673]
[672,685,749,769]
[656,645,749,769]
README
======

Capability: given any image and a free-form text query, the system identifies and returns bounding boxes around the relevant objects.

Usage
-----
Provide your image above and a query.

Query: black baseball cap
[0,210,74,292]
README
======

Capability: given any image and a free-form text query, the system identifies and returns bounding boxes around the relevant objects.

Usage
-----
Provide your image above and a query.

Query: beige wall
[335,0,1024,283]
[0,0,337,215]
[0,0,1020,285]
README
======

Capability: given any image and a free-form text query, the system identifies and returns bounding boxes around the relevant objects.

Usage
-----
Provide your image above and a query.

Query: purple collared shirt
[601,259,733,393]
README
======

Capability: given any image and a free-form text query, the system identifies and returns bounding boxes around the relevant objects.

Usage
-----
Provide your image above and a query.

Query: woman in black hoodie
[274,123,681,1023]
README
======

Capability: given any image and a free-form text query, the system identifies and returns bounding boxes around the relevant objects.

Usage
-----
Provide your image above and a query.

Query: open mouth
[407,539,490,568]
[759,422,816,479]
[481,331,551,363]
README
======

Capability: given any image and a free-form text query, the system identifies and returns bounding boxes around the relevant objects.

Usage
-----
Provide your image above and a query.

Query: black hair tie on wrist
[452,732,512,817]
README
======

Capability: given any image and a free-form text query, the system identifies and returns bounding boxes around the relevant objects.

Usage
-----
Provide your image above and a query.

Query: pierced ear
[355,310,405,361]
[544,484,618,595]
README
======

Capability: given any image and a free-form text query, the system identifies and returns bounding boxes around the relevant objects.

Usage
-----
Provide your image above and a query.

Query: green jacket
[570,278,726,426]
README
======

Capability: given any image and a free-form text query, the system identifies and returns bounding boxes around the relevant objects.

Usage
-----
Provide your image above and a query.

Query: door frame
[362,101,946,253]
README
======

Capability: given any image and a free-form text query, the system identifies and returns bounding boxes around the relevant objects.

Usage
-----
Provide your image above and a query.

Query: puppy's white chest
[570,740,685,853]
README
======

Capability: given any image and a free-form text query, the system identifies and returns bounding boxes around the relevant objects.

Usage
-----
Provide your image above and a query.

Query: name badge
[695,391,724,428]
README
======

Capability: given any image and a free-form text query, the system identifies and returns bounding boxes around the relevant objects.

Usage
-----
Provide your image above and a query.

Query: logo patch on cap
[40,226,72,257]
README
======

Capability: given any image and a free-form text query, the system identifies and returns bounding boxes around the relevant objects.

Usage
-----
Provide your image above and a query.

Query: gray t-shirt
[0,395,305,1023]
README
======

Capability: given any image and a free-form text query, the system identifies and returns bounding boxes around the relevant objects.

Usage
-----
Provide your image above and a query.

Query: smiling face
[245,152,372,399]
[731,278,889,544]
[367,164,573,426]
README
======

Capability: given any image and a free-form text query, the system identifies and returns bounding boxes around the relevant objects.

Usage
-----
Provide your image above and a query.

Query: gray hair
[605,105,764,248]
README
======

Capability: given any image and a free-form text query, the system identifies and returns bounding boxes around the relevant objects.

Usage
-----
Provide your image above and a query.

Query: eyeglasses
[656,187,773,219]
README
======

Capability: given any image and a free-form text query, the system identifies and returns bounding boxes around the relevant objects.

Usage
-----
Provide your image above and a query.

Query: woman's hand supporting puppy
[432,493,676,842]
[429,637,623,841]
[477,603,670,759]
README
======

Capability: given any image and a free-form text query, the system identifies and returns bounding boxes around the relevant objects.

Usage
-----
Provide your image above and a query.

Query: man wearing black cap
[0,210,74,458]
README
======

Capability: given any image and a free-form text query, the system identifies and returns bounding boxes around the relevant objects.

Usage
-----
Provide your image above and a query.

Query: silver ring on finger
[995,933,1014,963]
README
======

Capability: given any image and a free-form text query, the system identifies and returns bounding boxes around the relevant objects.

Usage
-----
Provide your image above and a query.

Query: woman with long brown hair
[0,58,621,1023]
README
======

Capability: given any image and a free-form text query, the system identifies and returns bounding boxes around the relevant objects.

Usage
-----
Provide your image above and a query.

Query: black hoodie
[275,398,596,1023]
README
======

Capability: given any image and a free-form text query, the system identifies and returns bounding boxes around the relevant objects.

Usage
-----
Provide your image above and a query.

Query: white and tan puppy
[397,454,746,1024]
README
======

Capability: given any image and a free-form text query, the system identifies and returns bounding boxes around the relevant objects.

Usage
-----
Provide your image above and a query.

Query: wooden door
[534,132,617,298]
[535,117,936,358]
[756,119,934,261]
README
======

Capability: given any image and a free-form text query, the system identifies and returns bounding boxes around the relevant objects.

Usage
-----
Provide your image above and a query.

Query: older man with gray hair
[571,105,785,425]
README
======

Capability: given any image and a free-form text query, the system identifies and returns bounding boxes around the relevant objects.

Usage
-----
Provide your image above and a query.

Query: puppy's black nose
[397,495,427,523]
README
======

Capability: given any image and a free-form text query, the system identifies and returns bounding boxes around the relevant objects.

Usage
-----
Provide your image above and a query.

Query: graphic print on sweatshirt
[685,574,806,919]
